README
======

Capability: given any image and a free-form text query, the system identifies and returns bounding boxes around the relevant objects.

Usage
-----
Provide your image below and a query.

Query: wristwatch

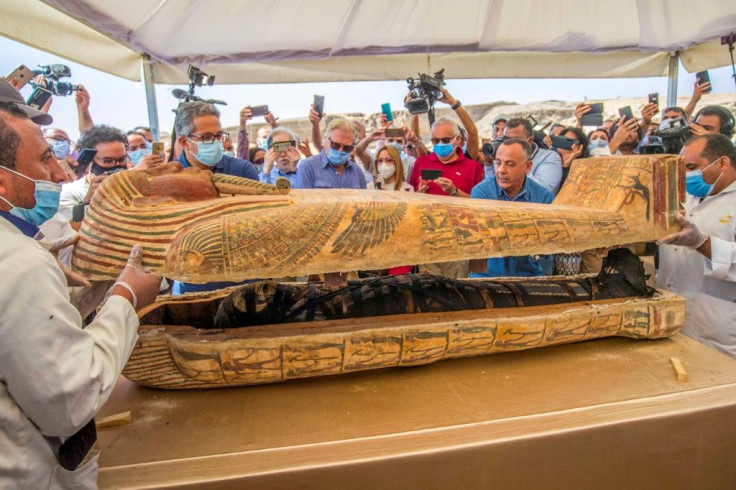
[450,187,459,197]
[451,100,462,111]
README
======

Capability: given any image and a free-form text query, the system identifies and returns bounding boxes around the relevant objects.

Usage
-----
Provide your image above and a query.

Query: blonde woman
[367,144,414,191]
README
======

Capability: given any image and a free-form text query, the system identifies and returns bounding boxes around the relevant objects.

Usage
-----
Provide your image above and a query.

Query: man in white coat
[0,80,161,488]
[658,133,736,358]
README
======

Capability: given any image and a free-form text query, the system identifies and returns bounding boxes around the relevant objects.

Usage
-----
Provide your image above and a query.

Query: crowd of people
[1,69,735,486]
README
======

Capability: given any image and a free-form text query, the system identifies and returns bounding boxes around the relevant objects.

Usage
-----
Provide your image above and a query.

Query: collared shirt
[470,175,554,278]
[294,151,367,190]
[529,144,563,195]
[409,148,484,195]
[260,166,299,186]
[177,152,259,181]
[0,210,40,238]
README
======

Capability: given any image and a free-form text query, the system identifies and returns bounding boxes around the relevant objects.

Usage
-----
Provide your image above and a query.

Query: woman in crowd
[366,145,413,192]
[587,128,610,155]
[249,146,266,174]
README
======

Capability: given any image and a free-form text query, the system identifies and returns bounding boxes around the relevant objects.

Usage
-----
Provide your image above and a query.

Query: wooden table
[97,334,736,489]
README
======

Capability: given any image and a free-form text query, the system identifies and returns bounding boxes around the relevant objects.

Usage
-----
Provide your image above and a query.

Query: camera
[31,64,78,97]
[187,65,215,88]
[482,137,505,158]
[404,69,445,114]
[639,117,692,155]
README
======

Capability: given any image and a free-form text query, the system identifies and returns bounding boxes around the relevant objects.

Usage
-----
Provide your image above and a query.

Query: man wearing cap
[491,115,508,140]
[0,79,161,487]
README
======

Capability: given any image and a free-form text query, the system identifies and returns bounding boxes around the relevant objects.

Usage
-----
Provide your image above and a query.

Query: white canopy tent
[2,0,735,137]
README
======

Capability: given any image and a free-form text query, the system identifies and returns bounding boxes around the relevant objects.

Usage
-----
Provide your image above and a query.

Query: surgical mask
[50,140,71,160]
[260,140,269,150]
[0,167,61,226]
[387,142,403,153]
[589,139,608,151]
[377,163,396,180]
[129,147,151,165]
[223,150,235,158]
[327,147,351,166]
[686,159,722,198]
[189,140,224,167]
[433,143,454,159]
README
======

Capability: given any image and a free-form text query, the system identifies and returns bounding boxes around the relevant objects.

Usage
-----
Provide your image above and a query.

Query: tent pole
[666,52,679,108]
[141,54,160,141]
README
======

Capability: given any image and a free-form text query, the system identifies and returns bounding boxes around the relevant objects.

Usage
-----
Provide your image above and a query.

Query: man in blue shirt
[470,138,554,278]
[503,118,563,195]
[175,101,259,181]
[174,101,259,294]
[294,117,367,190]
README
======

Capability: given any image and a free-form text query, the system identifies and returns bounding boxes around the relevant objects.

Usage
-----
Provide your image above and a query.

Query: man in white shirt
[0,81,161,488]
[658,133,736,357]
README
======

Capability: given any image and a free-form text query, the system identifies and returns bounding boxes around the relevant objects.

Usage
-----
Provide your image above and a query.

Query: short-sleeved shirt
[470,175,554,277]
[409,149,484,195]
[294,151,367,190]
[178,152,259,181]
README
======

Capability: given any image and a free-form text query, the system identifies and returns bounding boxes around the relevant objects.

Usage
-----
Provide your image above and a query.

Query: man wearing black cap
[0,78,161,488]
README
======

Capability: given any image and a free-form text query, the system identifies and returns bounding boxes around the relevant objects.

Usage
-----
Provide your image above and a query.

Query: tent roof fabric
[3,0,736,83]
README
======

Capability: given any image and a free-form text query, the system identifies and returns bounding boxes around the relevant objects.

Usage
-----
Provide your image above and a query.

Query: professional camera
[640,117,692,155]
[171,65,224,105]
[482,137,505,158]
[404,69,445,115]
[31,64,78,96]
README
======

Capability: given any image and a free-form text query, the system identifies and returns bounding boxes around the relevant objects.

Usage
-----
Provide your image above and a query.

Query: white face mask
[377,163,396,180]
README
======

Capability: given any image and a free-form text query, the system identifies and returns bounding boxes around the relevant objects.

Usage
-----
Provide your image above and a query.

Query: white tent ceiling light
[2,0,735,84]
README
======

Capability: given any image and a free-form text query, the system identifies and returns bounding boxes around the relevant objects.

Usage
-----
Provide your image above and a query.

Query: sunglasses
[253,158,265,165]
[430,136,456,145]
[329,139,355,153]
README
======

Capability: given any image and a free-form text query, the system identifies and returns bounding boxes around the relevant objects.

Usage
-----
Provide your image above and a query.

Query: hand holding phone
[151,142,164,158]
[381,103,393,123]
[550,135,575,151]
[384,128,406,138]
[74,149,98,178]
[695,70,712,93]
[6,65,35,90]
[580,102,604,127]
[648,93,659,106]
[313,95,325,117]
[26,87,53,110]
[618,106,634,121]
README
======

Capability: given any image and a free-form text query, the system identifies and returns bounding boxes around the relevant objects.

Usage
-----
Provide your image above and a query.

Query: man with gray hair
[261,127,302,186]
[294,117,366,189]
[175,101,258,180]
[409,116,484,278]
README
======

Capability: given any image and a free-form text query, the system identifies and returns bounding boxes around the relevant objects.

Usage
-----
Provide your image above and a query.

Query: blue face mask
[0,167,61,226]
[589,139,608,151]
[50,140,71,160]
[433,143,454,159]
[387,142,403,153]
[686,159,722,198]
[260,140,269,150]
[223,150,235,158]
[327,147,351,166]
[188,139,224,167]
[129,148,151,165]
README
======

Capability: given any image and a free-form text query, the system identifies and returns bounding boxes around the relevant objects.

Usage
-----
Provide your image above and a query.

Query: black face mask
[90,162,127,176]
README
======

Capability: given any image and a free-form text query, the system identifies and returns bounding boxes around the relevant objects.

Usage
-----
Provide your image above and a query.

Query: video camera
[482,137,505,158]
[404,69,445,118]
[31,64,78,96]
[639,117,692,155]
[170,65,225,105]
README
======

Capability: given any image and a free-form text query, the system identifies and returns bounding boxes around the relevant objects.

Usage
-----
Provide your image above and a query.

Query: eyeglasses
[45,136,71,144]
[253,158,265,165]
[188,132,226,144]
[329,139,355,153]
[95,155,130,166]
[376,158,395,164]
[430,136,456,145]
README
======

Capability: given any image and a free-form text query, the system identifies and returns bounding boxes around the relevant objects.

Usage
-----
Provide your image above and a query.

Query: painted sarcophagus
[72,155,686,389]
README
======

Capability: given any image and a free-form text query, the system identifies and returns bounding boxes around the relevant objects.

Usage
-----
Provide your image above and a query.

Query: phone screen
[26,87,53,110]
[421,169,442,181]
[250,105,269,117]
[619,106,634,121]
[551,135,575,151]
[381,103,393,123]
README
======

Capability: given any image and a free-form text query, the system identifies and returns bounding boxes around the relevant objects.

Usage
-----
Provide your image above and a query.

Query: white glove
[658,213,708,249]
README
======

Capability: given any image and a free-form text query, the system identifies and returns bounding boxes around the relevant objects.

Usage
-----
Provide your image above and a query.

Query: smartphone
[381,103,393,123]
[384,127,406,138]
[250,105,269,117]
[313,95,325,117]
[648,93,659,106]
[618,106,634,121]
[272,140,295,152]
[151,141,164,157]
[695,70,712,93]
[421,169,442,181]
[6,64,35,90]
[550,135,575,151]
[26,86,53,110]
[580,102,604,127]
[74,148,97,178]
